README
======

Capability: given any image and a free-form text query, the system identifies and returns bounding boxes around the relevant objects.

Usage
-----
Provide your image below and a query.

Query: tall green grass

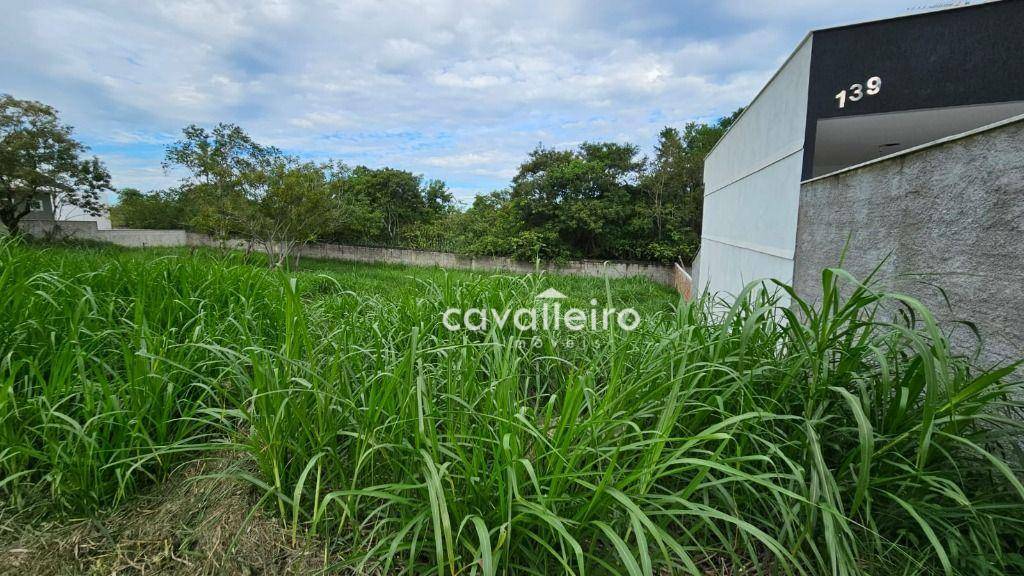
[1,238,1022,575]
[0,241,283,512]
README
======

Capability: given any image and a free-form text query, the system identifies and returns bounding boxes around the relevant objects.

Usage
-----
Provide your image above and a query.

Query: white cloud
[0,0,927,200]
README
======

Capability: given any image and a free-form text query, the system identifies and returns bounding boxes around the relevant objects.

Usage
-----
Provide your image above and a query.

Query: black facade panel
[802,0,1024,179]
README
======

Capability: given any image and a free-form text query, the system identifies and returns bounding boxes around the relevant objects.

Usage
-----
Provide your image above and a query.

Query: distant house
[22,193,55,223]
[20,192,112,230]
[55,201,112,230]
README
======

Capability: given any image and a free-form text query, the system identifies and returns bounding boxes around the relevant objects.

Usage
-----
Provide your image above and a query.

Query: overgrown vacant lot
[1,241,1022,575]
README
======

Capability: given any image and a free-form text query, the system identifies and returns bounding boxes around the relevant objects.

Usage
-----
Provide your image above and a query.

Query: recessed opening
[810,100,1024,177]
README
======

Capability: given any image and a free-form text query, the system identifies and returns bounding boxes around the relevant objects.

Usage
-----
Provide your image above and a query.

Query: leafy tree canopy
[113,109,741,265]
[110,188,186,229]
[0,94,112,235]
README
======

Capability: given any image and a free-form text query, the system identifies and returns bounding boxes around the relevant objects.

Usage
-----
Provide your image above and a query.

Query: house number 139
[835,76,881,109]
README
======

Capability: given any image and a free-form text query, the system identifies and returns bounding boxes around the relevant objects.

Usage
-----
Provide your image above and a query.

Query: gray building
[696,0,1024,369]
[17,192,112,232]
[21,193,55,223]
[697,0,1024,301]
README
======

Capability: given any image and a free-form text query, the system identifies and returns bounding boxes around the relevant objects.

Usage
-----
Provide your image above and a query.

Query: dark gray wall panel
[803,0,1024,178]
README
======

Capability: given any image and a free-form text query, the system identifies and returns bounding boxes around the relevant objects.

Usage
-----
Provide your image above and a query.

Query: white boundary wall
[21,220,187,247]
[17,220,689,291]
[698,37,812,299]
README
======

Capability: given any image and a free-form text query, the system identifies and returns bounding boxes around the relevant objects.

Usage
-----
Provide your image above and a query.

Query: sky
[1,0,933,203]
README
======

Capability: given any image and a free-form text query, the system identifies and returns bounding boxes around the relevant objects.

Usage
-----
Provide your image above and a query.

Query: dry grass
[0,452,336,576]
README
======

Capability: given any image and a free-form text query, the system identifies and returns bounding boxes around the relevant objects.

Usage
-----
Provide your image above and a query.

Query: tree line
[2,93,740,265]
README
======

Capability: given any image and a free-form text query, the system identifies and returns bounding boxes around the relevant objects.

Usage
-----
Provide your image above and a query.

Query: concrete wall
[793,117,1024,368]
[99,228,187,247]
[57,204,113,230]
[20,220,187,247]
[18,220,684,290]
[672,263,693,300]
[295,242,680,286]
[699,36,812,298]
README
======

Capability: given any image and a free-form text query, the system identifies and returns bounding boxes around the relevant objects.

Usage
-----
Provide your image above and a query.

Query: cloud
[0,0,926,200]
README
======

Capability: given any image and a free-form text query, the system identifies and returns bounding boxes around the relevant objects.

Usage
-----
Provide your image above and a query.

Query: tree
[460,190,559,259]
[340,167,428,244]
[655,109,742,236]
[0,94,112,235]
[164,124,346,267]
[248,160,339,268]
[120,113,740,265]
[163,123,280,241]
[640,108,743,261]
[423,179,455,216]
[646,127,684,239]
[510,142,645,259]
[320,161,377,243]
[110,188,186,229]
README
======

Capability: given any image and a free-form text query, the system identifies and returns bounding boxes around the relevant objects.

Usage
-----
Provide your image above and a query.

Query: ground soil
[0,453,339,575]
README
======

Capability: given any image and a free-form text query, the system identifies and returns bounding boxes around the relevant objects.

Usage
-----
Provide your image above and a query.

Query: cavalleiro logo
[536,288,567,299]
[441,287,641,332]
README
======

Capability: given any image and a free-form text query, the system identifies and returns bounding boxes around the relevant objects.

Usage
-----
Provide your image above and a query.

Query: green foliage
[109,112,739,265]
[508,142,643,260]
[249,160,340,267]
[163,123,281,241]
[402,190,562,260]
[2,240,1022,575]
[0,94,112,235]
[335,166,427,244]
[444,110,743,264]
[109,188,186,229]
[160,125,345,267]
[423,178,455,216]
[642,109,742,241]
[116,125,459,261]
[0,240,283,512]
[326,166,457,246]
[3,94,737,266]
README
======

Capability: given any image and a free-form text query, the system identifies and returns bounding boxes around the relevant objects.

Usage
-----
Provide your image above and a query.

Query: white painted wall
[57,203,112,230]
[698,36,812,299]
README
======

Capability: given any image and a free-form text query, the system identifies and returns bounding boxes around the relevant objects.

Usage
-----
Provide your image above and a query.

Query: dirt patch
[0,452,341,575]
